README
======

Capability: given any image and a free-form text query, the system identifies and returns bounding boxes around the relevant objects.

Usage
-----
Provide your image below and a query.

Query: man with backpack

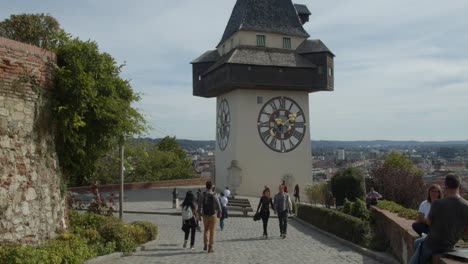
[198,181,222,253]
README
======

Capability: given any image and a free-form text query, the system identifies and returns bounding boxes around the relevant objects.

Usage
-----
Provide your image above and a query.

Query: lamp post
[119,139,124,219]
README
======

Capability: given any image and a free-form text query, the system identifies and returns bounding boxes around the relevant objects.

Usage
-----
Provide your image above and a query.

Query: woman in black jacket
[256,187,274,238]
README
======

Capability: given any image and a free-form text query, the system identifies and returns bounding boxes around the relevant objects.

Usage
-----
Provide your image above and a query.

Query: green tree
[305,182,329,205]
[156,136,186,159]
[0,13,68,49]
[53,38,145,186]
[93,138,196,185]
[330,167,366,206]
[371,152,425,208]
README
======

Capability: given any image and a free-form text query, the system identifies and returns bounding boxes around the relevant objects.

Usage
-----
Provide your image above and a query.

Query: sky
[1,0,468,141]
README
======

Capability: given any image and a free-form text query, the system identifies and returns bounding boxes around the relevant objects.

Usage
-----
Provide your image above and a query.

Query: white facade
[215,89,313,197]
[337,148,345,161]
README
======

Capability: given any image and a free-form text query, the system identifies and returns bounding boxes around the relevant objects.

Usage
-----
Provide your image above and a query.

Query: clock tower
[191,0,334,196]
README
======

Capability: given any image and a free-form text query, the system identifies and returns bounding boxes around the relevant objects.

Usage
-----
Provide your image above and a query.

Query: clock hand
[269,128,276,137]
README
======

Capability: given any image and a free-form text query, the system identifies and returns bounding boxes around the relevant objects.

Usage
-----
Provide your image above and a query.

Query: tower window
[257,96,263,104]
[328,67,333,77]
[283,37,291,49]
[256,35,266,47]
[318,66,323,75]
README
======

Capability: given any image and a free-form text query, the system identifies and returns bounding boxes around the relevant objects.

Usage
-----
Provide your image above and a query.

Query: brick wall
[0,37,65,244]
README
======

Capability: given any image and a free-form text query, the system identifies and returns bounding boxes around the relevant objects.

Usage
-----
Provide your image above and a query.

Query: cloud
[1,0,467,141]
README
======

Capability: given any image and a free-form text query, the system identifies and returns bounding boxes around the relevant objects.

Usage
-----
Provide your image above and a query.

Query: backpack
[182,206,193,220]
[203,192,216,216]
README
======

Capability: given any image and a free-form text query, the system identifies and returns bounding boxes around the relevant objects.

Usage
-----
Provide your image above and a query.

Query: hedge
[375,200,418,220]
[297,204,370,245]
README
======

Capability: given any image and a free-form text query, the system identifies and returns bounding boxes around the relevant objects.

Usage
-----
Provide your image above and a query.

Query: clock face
[216,99,230,151]
[257,96,306,153]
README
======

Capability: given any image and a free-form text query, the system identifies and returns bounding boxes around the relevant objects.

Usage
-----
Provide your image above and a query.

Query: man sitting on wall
[410,173,468,264]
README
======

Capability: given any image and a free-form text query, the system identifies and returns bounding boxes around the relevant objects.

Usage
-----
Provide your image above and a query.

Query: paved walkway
[96,187,383,264]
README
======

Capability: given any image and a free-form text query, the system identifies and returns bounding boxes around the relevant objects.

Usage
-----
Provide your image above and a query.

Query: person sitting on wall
[366,187,382,208]
[409,174,468,264]
[412,184,442,237]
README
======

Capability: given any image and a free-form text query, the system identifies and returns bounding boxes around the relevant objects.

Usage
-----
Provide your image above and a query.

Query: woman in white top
[219,192,228,231]
[412,184,442,237]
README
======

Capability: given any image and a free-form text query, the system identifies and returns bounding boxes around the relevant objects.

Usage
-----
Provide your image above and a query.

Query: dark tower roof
[217,0,310,47]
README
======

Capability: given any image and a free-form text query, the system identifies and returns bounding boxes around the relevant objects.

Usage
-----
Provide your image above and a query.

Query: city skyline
[2,0,467,141]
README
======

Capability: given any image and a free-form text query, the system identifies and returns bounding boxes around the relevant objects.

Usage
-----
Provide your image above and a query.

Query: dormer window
[283,37,291,49]
[256,35,266,47]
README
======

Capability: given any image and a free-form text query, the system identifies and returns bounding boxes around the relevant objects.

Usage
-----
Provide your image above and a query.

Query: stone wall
[0,37,66,243]
[372,207,464,264]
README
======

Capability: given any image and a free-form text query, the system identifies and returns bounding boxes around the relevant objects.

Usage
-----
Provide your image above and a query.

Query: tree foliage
[370,152,425,208]
[91,137,196,184]
[305,182,329,205]
[330,167,366,206]
[0,13,68,49]
[53,38,146,186]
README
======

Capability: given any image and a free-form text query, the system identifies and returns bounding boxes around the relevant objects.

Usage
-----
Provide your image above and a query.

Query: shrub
[350,199,370,221]
[68,210,107,230]
[330,167,366,206]
[305,182,329,205]
[297,204,370,245]
[375,200,418,220]
[95,217,136,253]
[0,235,96,264]
[342,198,352,214]
[131,221,158,242]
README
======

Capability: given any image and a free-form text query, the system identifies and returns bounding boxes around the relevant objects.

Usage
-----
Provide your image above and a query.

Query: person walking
[280,180,288,193]
[224,187,231,199]
[273,185,292,238]
[198,181,222,253]
[293,184,300,203]
[256,187,274,238]
[219,192,228,231]
[410,174,468,263]
[181,191,198,249]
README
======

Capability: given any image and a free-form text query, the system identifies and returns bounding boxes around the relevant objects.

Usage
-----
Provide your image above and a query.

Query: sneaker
[183,240,187,248]
[208,246,214,253]
[283,234,287,239]
[190,245,195,250]
[203,244,207,251]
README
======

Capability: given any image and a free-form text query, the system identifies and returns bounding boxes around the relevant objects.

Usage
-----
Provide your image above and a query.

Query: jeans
[203,215,217,247]
[410,236,432,264]
[183,219,196,247]
[220,218,225,230]
[261,211,270,235]
[278,210,288,235]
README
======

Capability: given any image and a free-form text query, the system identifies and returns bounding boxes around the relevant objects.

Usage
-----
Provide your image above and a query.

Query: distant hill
[312,140,468,148]
[132,138,468,150]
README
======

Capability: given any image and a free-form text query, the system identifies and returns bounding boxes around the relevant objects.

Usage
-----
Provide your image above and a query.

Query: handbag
[253,212,261,221]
